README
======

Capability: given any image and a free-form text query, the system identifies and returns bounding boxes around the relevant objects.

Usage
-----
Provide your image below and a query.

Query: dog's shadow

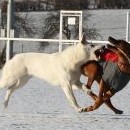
[82,113,130,120]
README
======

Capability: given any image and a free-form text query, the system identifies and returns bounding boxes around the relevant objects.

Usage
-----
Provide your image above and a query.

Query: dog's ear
[107,44,117,50]
[108,36,118,44]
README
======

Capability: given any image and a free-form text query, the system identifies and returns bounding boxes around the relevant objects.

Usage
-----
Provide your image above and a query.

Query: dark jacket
[99,61,130,93]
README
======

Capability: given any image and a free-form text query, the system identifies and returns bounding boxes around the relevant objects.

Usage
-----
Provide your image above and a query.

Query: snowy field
[87,9,130,40]
[0,75,130,130]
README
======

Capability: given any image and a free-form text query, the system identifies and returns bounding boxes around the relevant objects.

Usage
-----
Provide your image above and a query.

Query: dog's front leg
[83,91,123,114]
[82,79,106,112]
[62,83,83,112]
[92,90,114,110]
[93,79,104,109]
[82,75,96,95]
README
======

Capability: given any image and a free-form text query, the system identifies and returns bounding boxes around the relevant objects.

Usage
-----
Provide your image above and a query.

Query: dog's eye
[95,50,100,55]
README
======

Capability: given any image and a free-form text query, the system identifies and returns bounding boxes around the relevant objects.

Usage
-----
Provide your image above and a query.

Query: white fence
[126,11,130,41]
[0,1,130,62]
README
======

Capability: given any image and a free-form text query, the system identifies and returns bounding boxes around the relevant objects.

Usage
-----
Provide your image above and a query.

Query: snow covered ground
[0,75,130,130]
[87,9,130,40]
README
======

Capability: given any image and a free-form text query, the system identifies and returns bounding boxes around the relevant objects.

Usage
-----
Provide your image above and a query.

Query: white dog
[0,36,100,112]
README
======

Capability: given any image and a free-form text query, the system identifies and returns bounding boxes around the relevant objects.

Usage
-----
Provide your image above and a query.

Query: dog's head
[80,34,108,61]
[80,34,102,60]
[108,36,130,58]
[89,45,106,61]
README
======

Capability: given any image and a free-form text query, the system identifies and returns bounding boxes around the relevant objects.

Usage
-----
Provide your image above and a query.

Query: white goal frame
[59,10,82,52]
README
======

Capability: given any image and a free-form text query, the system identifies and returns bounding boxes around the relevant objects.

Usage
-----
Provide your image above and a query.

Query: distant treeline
[0,0,130,12]
[94,0,130,9]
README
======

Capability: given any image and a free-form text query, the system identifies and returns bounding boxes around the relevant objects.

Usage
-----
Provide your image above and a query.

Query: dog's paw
[75,107,85,113]
[115,110,123,114]
[81,106,94,112]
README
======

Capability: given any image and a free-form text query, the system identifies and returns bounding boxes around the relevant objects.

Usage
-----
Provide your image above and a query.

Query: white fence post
[0,9,1,29]
[6,0,14,61]
[126,11,130,41]
[0,29,6,37]
[59,11,63,52]
[79,11,82,41]
[6,0,12,61]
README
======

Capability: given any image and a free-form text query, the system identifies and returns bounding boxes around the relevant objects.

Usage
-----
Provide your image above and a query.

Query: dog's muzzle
[94,45,106,58]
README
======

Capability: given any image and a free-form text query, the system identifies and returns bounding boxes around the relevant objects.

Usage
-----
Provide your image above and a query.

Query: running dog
[81,37,130,114]
[0,35,100,112]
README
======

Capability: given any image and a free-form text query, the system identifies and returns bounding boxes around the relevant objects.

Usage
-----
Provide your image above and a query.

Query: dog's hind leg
[105,99,123,114]
[4,76,31,108]
[4,87,15,108]
[4,79,20,108]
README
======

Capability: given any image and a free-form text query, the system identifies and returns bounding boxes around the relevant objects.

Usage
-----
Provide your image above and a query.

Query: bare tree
[39,12,101,49]
[92,0,130,9]
[0,0,38,62]
[52,0,89,10]
[14,13,37,37]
